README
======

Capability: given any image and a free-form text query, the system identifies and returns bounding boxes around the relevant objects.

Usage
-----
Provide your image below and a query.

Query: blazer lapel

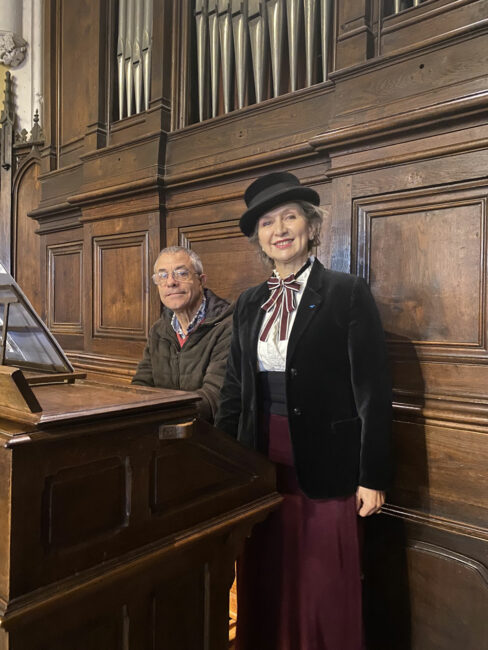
[286,260,325,366]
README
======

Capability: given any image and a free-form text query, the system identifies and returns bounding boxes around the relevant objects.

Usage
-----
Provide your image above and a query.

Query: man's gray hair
[153,246,204,275]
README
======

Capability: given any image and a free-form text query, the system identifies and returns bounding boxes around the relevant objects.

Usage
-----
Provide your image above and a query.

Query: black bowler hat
[239,172,320,237]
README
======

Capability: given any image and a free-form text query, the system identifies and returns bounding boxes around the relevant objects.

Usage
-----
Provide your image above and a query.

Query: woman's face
[257,202,312,273]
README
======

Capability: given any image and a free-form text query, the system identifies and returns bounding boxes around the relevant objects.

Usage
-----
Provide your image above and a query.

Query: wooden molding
[92,232,150,341]
[47,242,84,335]
[310,89,488,152]
[331,14,488,81]
[383,504,488,541]
[393,393,488,429]
[0,495,281,626]
[165,142,317,188]
[67,351,139,378]
[353,185,488,361]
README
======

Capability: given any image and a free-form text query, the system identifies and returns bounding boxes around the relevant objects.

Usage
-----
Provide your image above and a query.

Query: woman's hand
[356,486,385,517]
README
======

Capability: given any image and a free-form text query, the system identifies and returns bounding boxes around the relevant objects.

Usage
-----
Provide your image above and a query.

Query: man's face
[154,251,205,315]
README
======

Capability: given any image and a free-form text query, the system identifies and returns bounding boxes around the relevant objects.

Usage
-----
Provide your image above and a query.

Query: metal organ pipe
[117,0,126,120]
[195,0,209,122]
[208,0,220,118]
[218,0,234,114]
[266,0,285,98]
[232,0,249,111]
[117,0,153,119]
[142,0,153,111]
[248,0,267,104]
[286,0,301,93]
[192,0,333,121]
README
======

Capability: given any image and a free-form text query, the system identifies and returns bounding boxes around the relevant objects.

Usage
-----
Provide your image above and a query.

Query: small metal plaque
[158,420,195,440]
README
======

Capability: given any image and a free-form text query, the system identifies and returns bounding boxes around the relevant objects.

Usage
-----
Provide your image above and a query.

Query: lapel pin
[309,304,316,309]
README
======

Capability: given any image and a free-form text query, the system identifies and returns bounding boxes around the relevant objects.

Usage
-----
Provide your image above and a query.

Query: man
[132,246,233,422]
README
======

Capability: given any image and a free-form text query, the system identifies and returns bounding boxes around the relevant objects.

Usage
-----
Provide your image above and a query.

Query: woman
[215,172,393,650]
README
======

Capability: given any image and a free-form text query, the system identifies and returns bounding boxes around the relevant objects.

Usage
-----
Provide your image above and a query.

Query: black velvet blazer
[215,259,393,499]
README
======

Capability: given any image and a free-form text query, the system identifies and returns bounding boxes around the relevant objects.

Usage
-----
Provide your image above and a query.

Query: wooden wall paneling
[404,541,488,649]
[150,0,175,130]
[334,0,375,70]
[92,231,150,340]
[379,0,488,56]
[353,185,487,363]
[320,123,488,649]
[47,241,84,336]
[75,135,163,197]
[83,211,161,362]
[335,138,488,214]
[391,419,487,528]
[41,0,59,174]
[12,158,42,314]
[165,160,331,221]
[363,513,488,650]
[59,0,103,166]
[329,31,488,133]
[328,174,353,273]
[40,224,85,350]
[164,84,335,185]
[84,0,111,153]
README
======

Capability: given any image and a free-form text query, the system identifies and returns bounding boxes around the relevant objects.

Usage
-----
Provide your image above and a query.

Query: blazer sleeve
[214,297,244,438]
[348,276,393,490]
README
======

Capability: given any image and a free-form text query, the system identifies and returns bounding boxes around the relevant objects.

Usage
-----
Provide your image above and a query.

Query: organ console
[0,266,280,649]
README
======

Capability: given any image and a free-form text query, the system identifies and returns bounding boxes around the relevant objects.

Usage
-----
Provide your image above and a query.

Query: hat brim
[240,186,320,237]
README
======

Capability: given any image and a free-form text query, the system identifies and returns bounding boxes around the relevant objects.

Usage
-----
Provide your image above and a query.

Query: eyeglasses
[152,268,197,285]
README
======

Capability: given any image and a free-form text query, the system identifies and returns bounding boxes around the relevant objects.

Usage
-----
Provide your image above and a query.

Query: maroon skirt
[236,414,364,650]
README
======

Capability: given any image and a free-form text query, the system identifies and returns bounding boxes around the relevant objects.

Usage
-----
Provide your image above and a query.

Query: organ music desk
[0,269,280,649]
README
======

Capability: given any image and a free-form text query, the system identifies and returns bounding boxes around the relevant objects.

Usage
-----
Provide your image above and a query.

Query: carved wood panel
[364,514,488,650]
[150,441,253,516]
[406,542,488,649]
[93,232,150,340]
[47,241,84,335]
[43,457,129,550]
[354,186,487,363]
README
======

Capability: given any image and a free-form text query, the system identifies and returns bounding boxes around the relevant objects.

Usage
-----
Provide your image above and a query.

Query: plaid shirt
[171,295,207,340]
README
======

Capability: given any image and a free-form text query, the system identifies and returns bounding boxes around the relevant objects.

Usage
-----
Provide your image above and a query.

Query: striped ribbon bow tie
[260,274,301,342]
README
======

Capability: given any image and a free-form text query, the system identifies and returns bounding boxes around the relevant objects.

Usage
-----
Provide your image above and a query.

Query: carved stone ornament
[0,31,28,67]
